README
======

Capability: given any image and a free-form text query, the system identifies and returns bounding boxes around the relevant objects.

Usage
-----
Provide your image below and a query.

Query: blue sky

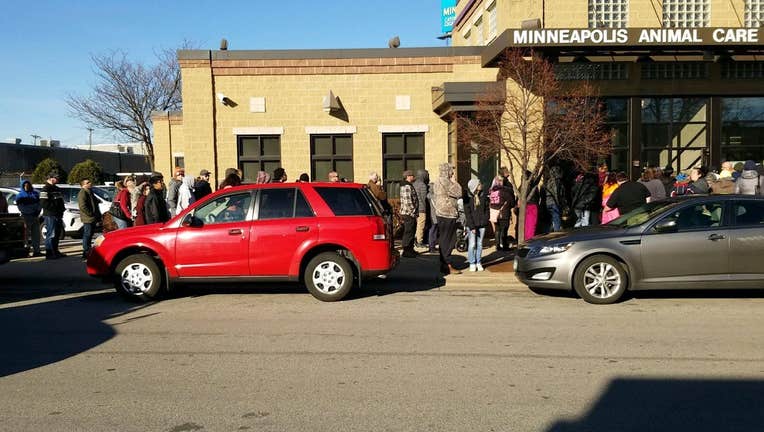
[0,1,448,146]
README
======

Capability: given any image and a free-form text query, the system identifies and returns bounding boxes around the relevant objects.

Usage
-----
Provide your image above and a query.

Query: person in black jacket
[464,179,490,272]
[40,171,66,259]
[144,175,170,225]
[571,169,598,228]
[193,169,213,200]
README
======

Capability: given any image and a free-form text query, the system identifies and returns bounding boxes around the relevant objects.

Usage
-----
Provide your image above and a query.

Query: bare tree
[460,49,612,244]
[66,46,184,167]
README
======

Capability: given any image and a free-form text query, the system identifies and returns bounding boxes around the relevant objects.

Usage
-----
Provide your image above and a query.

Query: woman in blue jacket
[16,180,42,256]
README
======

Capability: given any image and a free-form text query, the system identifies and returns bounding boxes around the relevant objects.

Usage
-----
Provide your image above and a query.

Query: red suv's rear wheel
[304,252,353,302]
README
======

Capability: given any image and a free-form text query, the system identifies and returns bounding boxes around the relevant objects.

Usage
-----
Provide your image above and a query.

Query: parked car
[87,182,399,302]
[514,195,764,304]
[33,184,112,238]
[0,187,21,214]
[0,213,26,264]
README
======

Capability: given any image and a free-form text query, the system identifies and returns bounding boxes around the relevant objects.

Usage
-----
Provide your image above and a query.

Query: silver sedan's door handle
[708,233,726,241]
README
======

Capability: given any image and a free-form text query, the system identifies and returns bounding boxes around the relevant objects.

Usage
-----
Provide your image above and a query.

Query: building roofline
[178,46,485,61]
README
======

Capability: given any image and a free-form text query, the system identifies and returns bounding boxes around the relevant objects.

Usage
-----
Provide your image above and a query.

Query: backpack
[671,181,692,197]
[489,188,501,205]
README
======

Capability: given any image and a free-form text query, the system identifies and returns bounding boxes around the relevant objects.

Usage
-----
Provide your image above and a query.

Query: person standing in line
[413,169,430,248]
[77,178,101,260]
[499,166,518,245]
[219,168,240,189]
[571,169,598,228]
[689,166,710,194]
[605,171,651,215]
[220,173,243,189]
[432,163,463,275]
[16,180,42,257]
[176,174,196,214]
[114,176,135,229]
[298,173,310,182]
[523,170,540,241]
[272,168,287,183]
[734,160,764,195]
[601,172,620,224]
[399,170,419,258]
[638,167,666,202]
[426,182,439,254]
[166,167,184,218]
[40,171,65,259]
[133,183,150,226]
[144,175,170,225]
[256,171,271,184]
[194,169,213,200]
[660,166,676,198]
[327,171,340,182]
[464,179,489,272]
[543,165,564,233]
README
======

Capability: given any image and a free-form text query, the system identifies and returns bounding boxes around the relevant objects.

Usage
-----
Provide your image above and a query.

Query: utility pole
[87,128,94,151]
[30,134,41,145]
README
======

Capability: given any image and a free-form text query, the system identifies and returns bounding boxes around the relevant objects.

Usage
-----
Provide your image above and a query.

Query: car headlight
[93,235,105,248]
[535,242,574,257]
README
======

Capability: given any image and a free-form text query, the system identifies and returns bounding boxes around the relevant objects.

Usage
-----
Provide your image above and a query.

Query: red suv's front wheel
[304,252,353,302]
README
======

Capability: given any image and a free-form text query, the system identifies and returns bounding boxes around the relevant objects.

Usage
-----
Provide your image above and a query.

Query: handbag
[109,200,128,221]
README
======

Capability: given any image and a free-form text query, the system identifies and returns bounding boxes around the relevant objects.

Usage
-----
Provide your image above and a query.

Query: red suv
[87,182,398,302]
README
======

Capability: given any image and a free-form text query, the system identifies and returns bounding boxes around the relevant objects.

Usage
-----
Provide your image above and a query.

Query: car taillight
[372,216,386,240]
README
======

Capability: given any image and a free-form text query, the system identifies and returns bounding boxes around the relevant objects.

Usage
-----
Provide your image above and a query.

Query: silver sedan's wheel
[114,254,163,301]
[304,252,353,302]
[574,255,628,304]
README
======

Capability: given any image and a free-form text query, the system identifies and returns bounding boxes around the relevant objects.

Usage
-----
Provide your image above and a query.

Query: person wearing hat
[660,165,676,198]
[464,179,489,271]
[432,163,463,274]
[144,175,170,225]
[166,166,184,217]
[194,169,213,200]
[399,170,419,258]
[735,160,764,195]
[40,171,66,259]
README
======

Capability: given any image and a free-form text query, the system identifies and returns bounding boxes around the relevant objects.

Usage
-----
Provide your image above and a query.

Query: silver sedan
[514,195,764,304]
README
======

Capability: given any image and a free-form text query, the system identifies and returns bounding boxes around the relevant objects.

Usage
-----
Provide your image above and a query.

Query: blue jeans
[23,214,41,253]
[547,204,561,232]
[82,222,94,256]
[44,216,63,254]
[574,209,591,227]
[114,216,129,229]
[468,227,485,265]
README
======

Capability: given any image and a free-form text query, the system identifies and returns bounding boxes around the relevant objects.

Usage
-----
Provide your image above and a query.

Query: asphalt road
[2,251,764,432]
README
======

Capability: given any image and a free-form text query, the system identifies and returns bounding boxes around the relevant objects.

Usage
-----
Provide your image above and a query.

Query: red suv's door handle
[229,228,243,235]
[296,226,310,232]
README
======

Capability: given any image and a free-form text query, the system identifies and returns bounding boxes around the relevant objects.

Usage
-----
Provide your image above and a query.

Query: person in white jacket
[176,175,196,214]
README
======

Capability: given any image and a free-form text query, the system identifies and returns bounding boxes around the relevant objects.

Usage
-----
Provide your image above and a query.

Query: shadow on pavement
[547,377,764,432]
[0,292,152,377]
[629,289,764,301]
[0,256,111,304]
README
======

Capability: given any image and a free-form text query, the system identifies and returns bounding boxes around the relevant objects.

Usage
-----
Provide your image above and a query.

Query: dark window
[733,201,764,226]
[641,97,708,172]
[721,97,764,163]
[311,135,353,182]
[602,98,629,174]
[174,156,185,169]
[658,201,725,231]
[383,133,425,199]
[238,135,281,183]
[314,187,375,216]
[194,192,252,224]
[257,188,314,220]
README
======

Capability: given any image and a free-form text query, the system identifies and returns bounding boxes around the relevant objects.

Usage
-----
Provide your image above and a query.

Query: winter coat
[571,173,598,210]
[40,182,65,218]
[134,194,148,226]
[115,188,132,221]
[193,179,212,200]
[77,188,101,224]
[543,167,565,208]
[166,178,182,209]
[398,180,418,217]
[689,178,710,194]
[368,180,392,214]
[144,189,170,225]
[734,170,763,195]
[16,181,41,217]
[463,192,490,229]
[639,178,666,201]
[710,178,736,194]
[431,164,462,219]
[660,176,676,198]
[176,176,196,214]
[412,170,429,214]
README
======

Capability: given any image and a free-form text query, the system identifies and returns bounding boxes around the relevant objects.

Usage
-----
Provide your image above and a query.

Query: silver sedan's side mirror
[654,218,678,233]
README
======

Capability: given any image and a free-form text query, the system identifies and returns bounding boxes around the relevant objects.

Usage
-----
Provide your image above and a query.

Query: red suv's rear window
[314,187,378,216]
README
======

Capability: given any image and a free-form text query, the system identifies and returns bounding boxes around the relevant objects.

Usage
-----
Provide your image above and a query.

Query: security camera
[216,93,232,106]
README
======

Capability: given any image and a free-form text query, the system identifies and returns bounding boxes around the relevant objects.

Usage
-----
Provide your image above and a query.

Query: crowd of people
[14,159,764,265]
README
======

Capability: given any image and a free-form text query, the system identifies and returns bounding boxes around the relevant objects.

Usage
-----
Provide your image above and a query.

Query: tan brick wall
[178,65,220,185]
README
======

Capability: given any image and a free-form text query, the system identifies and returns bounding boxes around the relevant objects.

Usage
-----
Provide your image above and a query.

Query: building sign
[441,0,456,34]
[510,28,762,47]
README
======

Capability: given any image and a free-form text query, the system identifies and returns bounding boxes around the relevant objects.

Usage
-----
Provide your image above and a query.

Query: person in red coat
[133,183,150,226]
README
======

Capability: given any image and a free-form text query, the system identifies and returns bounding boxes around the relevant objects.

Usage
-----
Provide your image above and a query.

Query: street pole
[31,134,41,146]
[87,128,93,151]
